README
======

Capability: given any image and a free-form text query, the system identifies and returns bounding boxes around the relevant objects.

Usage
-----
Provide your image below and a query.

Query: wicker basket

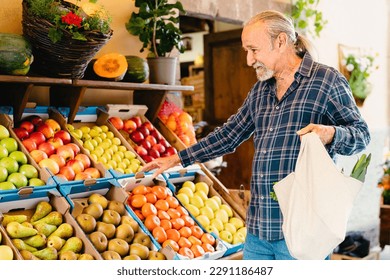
[21,0,113,79]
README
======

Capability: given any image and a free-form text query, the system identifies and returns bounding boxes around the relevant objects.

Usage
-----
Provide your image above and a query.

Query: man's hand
[140,154,181,178]
[296,123,336,145]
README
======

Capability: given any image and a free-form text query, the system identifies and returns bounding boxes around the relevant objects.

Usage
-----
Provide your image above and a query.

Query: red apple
[141,121,154,131]
[56,145,75,161]
[47,137,64,150]
[29,132,46,146]
[58,166,76,181]
[54,130,71,145]
[84,167,101,179]
[141,139,152,150]
[164,146,177,157]
[75,153,91,169]
[36,124,54,139]
[38,142,55,157]
[137,126,150,137]
[109,116,124,130]
[130,116,142,128]
[22,138,37,152]
[45,119,61,133]
[152,143,166,154]
[141,155,155,163]
[145,135,157,146]
[74,172,92,181]
[66,159,84,174]
[66,143,80,156]
[49,154,66,168]
[158,138,170,148]
[136,145,148,157]
[150,129,162,141]
[39,158,60,175]
[13,127,29,140]
[148,148,160,159]
[19,121,34,134]
[130,131,144,144]
[30,149,48,163]
[123,119,137,133]
[28,115,43,128]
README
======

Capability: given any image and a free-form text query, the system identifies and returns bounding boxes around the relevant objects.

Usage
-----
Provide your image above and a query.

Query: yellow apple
[205,225,219,236]
[219,230,233,243]
[195,182,209,195]
[182,181,196,192]
[196,214,210,228]
[190,195,204,208]
[210,218,224,232]
[237,227,247,238]
[220,204,233,218]
[223,222,237,234]
[205,198,220,212]
[194,190,208,202]
[229,217,244,230]
[232,232,246,244]
[0,245,13,260]
[176,193,190,206]
[199,206,214,220]
[185,204,200,217]
[210,195,222,206]
[178,186,194,198]
[214,209,229,224]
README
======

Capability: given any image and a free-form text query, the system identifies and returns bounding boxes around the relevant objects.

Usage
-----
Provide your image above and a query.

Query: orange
[144,214,160,231]
[201,243,215,253]
[190,225,203,239]
[160,219,172,231]
[145,192,158,204]
[178,236,192,249]
[166,196,179,208]
[152,226,167,244]
[141,202,157,217]
[130,194,147,208]
[155,199,169,211]
[178,226,192,238]
[200,233,216,246]
[132,185,148,195]
[162,239,179,252]
[133,209,144,220]
[151,185,168,200]
[188,235,202,246]
[176,205,189,216]
[165,228,180,242]
[190,244,205,258]
[157,210,171,220]
[178,247,194,259]
[171,217,185,230]
[182,215,195,227]
[167,208,181,219]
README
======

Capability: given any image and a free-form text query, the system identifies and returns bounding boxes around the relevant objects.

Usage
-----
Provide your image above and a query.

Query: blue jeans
[243,232,331,260]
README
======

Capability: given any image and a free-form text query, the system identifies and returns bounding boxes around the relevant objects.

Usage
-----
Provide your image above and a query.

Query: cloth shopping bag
[273,133,363,260]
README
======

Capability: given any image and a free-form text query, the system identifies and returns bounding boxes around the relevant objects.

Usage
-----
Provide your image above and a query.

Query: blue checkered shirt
[178,52,370,240]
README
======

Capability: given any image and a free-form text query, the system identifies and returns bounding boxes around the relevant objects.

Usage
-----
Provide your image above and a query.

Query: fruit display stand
[58,177,164,260]
[0,187,102,260]
[0,113,56,193]
[116,172,228,260]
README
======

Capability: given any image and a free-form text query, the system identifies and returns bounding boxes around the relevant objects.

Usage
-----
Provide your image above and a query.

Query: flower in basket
[378,158,390,205]
[341,51,378,102]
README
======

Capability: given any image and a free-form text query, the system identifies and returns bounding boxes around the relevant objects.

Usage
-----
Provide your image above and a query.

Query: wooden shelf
[0,74,193,123]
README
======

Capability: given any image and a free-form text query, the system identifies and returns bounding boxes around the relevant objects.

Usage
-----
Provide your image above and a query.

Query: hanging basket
[21,0,113,79]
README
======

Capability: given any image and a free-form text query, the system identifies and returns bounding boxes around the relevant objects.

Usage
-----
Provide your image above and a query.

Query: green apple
[229,217,244,230]
[0,166,8,182]
[19,164,39,179]
[182,181,196,192]
[214,209,229,224]
[178,186,194,198]
[219,230,233,244]
[9,151,28,165]
[237,227,247,238]
[205,225,219,236]
[210,218,224,232]
[199,206,214,220]
[0,138,18,153]
[232,232,245,244]
[124,150,136,160]
[223,222,237,234]
[28,178,45,187]
[196,214,210,228]
[176,193,190,205]
[185,204,200,217]
[195,181,209,195]
[0,125,10,140]
[83,139,95,152]
[0,157,19,174]
[190,194,204,208]
[99,141,111,150]
[0,146,8,159]
[194,190,208,202]
[0,181,16,190]
[66,124,75,131]
[220,204,234,218]
[71,129,83,139]
[7,172,28,188]
[210,195,222,206]
[205,198,220,212]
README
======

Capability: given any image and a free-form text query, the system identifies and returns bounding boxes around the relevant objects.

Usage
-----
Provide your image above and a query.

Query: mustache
[253,62,266,69]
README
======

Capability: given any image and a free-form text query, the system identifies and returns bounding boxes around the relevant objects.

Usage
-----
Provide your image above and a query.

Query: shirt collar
[296,52,315,78]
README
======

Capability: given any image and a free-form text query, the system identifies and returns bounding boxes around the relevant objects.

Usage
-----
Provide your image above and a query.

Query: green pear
[6,221,38,238]
[32,247,58,260]
[47,235,66,251]
[23,233,47,248]
[2,214,28,227]
[21,222,33,228]
[59,236,83,254]
[49,223,73,239]
[12,239,38,252]
[20,249,41,260]
[33,222,57,237]
[32,211,63,226]
[30,201,53,223]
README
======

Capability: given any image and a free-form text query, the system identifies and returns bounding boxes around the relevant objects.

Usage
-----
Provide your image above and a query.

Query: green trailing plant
[291,0,327,38]
[125,0,186,57]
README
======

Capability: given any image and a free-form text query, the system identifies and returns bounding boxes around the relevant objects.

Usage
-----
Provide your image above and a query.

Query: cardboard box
[0,187,102,260]
[0,222,23,260]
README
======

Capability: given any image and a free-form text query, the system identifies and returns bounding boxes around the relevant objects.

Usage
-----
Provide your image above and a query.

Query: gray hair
[245,10,314,58]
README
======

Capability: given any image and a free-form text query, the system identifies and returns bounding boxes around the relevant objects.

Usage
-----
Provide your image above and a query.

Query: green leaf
[48,27,62,43]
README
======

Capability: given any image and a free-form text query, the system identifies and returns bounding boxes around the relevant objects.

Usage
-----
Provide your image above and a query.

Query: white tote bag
[273,133,363,260]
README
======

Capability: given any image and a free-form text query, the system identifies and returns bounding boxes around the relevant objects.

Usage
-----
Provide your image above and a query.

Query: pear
[32,247,58,260]
[21,222,33,228]
[23,233,47,248]
[32,211,63,226]
[59,251,79,260]
[59,236,83,254]
[2,214,28,227]
[101,250,121,260]
[6,221,38,238]
[33,222,57,237]
[88,193,108,209]
[76,213,96,234]
[78,253,95,260]
[49,223,73,239]
[82,202,104,219]
[107,200,126,216]
[20,249,40,260]
[12,239,38,252]
[30,201,53,223]
[47,235,66,251]
[95,221,116,239]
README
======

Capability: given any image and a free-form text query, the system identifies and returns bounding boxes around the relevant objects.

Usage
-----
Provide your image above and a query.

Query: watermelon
[123,55,149,83]
[0,33,34,75]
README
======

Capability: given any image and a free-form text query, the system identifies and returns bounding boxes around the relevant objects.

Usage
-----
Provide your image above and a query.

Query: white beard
[253,62,274,81]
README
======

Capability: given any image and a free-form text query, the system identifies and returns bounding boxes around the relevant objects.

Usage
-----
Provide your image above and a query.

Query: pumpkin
[0,33,34,75]
[123,55,149,83]
[93,53,128,81]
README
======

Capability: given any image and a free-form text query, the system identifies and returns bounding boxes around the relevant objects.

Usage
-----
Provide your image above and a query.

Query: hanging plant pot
[147,57,177,85]
[353,96,366,107]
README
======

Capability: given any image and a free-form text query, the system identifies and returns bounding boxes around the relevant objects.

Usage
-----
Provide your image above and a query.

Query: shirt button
[275,106,279,110]
[262,150,267,154]
[260,174,264,178]
[261,196,265,200]
[269,127,273,131]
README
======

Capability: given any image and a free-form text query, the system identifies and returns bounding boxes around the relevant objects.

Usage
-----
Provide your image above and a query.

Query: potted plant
[125,0,186,85]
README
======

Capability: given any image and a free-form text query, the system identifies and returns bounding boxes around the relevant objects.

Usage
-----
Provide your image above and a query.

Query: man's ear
[276,32,288,49]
